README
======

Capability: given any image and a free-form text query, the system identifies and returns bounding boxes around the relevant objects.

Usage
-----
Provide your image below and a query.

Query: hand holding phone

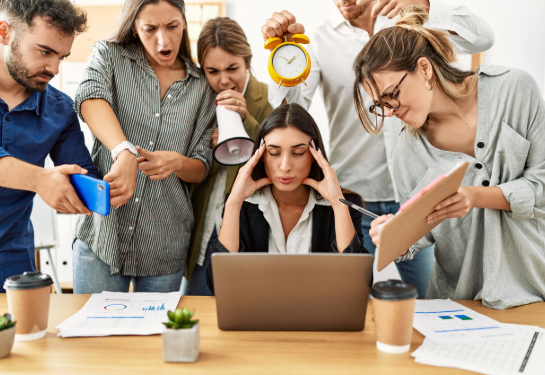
[70,174,111,216]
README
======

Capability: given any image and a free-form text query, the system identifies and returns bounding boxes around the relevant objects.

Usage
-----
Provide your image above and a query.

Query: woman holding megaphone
[182,18,274,295]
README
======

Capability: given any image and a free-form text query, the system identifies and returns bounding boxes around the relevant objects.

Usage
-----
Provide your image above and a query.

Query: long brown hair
[197,17,252,69]
[353,5,477,135]
[110,0,195,71]
[251,104,328,200]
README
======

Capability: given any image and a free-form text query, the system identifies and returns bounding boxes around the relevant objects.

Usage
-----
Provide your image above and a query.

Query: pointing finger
[135,146,153,158]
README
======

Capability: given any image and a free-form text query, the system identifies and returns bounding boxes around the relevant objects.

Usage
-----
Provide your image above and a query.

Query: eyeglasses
[369,64,416,118]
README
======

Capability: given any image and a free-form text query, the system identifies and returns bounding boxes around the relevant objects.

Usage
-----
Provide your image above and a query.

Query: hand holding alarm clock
[261,11,311,88]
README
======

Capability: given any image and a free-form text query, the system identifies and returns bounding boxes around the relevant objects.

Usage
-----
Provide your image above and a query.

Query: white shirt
[245,186,331,254]
[269,0,495,202]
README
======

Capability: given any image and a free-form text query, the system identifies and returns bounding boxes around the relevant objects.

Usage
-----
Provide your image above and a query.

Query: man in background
[0,0,99,292]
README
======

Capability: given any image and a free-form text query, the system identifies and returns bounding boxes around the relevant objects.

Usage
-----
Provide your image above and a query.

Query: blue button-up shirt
[0,86,99,292]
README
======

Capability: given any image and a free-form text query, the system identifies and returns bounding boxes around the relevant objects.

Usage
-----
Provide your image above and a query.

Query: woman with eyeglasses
[354,6,545,309]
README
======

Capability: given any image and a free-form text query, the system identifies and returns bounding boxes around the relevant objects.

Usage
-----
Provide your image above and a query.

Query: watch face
[272,44,307,79]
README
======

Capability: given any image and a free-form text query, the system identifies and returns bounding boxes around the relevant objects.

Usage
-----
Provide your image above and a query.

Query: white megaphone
[213,104,254,166]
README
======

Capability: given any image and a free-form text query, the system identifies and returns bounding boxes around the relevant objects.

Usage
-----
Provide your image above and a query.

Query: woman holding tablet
[355,6,545,309]
[206,104,367,294]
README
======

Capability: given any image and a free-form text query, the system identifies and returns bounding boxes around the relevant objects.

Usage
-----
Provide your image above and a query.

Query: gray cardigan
[393,66,545,309]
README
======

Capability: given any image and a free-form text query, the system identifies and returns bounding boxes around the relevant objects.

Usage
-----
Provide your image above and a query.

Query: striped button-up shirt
[74,41,216,277]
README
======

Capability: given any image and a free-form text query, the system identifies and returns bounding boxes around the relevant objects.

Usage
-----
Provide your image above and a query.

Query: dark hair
[352,5,477,135]
[251,104,328,197]
[197,17,252,69]
[0,0,88,37]
[110,0,195,71]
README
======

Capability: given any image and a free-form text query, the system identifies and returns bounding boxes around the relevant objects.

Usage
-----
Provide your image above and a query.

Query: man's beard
[6,37,54,92]
[340,1,373,21]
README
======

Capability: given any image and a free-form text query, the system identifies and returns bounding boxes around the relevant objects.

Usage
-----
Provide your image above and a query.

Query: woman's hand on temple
[369,214,394,248]
[302,140,344,205]
[217,89,248,121]
[261,10,305,46]
[227,140,272,205]
[136,146,183,181]
[426,186,475,224]
[104,150,137,208]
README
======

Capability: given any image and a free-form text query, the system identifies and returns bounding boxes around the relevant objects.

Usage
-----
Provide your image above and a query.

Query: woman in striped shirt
[72,0,216,293]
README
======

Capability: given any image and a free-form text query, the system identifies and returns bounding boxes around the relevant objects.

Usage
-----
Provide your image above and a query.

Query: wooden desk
[1,295,544,374]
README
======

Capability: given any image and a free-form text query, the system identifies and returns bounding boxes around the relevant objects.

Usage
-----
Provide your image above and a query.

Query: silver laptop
[211,253,373,331]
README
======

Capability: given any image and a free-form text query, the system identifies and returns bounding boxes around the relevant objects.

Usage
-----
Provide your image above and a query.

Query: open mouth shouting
[159,49,173,60]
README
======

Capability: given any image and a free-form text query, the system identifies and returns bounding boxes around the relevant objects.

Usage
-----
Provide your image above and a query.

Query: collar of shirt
[0,91,41,115]
[328,8,392,39]
[120,43,201,79]
[246,186,330,254]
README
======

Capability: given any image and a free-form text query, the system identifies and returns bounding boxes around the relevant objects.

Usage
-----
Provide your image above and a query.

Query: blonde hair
[353,5,478,135]
[197,17,252,69]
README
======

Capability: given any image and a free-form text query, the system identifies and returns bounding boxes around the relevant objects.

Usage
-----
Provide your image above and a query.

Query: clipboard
[377,162,469,271]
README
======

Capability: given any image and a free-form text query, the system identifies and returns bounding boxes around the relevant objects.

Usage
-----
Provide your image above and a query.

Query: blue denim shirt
[0,86,99,292]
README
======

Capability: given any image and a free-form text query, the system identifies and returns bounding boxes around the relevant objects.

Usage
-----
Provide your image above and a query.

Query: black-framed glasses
[369,64,416,118]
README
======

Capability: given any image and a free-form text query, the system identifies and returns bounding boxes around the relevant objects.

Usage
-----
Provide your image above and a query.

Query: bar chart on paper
[413,300,524,344]
[56,292,181,337]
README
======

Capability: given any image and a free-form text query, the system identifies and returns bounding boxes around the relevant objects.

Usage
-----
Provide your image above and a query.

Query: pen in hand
[339,199,379,219]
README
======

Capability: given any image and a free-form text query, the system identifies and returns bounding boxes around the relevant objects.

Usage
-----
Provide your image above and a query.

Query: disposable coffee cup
[371,279,418,354]
[4,272,53,341]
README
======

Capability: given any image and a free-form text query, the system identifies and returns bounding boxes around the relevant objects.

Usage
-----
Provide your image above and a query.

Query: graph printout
[412,325,545,375]
[413,300,524,344]
[56,292,181,337]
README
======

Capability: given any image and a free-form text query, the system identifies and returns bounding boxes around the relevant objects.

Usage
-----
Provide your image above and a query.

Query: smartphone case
[69,174,111,216]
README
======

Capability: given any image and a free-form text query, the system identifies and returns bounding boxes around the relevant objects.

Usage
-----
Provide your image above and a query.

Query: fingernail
[318,148,322,155]
[311,140,316,148]
[260,138,265,147]
[309,141,314,149]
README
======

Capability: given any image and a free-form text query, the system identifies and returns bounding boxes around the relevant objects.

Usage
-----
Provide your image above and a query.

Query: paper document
[56,292,181,338]
[412,325,545,375]
[414,300,523,344]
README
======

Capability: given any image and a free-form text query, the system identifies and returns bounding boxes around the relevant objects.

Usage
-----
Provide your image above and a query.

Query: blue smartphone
[69,174,111,216]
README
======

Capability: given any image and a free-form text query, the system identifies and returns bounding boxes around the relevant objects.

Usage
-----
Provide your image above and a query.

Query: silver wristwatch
[111,141,138,161]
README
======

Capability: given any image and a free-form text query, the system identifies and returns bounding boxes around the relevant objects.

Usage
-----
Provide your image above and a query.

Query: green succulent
[163,308,198,330]
[0,313,15,331]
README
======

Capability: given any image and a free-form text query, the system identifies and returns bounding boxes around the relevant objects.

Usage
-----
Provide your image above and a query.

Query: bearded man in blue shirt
[0,0,100,292]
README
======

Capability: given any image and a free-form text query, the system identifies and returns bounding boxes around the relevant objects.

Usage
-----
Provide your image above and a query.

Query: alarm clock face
[272,44,307,79]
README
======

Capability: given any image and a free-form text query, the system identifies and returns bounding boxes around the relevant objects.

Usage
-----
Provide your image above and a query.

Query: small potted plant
[0,314,16,359]
[162,308,199,362]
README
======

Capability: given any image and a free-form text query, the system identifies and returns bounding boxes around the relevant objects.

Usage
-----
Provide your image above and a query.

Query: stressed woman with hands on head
[206,104,368,294]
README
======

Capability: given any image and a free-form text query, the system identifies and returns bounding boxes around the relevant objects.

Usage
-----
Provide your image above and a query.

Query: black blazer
[206,193,368,294]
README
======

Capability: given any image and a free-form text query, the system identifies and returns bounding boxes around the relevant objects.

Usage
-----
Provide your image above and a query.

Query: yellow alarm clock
[264,34,311,88]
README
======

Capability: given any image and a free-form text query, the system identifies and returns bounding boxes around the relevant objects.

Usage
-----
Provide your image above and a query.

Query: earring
[133,32,138,39]
[426,79,433,90]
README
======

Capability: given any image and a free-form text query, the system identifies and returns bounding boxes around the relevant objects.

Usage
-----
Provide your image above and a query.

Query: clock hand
[280,56,289,62]
[288,55,298,63]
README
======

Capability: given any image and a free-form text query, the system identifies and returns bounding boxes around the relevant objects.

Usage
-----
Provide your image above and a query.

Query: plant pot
[0,325,16,359]
[162,323,199,362]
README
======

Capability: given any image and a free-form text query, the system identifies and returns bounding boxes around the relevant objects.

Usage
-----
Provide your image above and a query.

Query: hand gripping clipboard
[377,162,469,271]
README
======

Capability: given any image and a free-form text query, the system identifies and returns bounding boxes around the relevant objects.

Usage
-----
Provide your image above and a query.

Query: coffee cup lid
[3,271,53,291]
[371,279,418,301]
